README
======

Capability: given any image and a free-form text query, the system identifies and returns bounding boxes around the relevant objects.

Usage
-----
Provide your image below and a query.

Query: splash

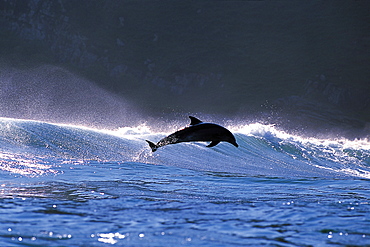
[232,123,370,179]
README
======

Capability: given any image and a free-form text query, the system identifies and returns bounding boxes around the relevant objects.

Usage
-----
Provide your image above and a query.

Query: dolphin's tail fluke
[146,140,158,152]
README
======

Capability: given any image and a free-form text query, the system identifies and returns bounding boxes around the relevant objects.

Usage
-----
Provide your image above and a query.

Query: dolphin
[146,116,238,152]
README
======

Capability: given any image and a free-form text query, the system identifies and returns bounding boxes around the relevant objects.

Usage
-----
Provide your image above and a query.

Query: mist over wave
[0,63,144,128]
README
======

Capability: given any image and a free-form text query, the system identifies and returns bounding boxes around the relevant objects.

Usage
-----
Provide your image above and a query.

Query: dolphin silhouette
[146,116,238,152]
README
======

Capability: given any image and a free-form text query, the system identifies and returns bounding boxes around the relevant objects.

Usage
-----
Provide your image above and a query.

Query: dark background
[0,0,369,137]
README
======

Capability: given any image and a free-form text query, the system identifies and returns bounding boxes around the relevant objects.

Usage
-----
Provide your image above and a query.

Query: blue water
[0,117,369,246]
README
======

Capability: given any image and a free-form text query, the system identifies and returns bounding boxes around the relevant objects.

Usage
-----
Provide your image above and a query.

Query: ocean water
[0,117,369,246]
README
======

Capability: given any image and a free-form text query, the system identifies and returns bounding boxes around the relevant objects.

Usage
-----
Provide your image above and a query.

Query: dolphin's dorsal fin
[189,116,203,125]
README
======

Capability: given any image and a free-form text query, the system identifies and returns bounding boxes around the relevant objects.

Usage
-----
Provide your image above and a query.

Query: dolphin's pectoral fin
[207,141,220,147]
[189,116,203,126]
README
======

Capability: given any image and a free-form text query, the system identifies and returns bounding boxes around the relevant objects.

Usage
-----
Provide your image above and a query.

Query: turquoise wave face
[1,118,369,179]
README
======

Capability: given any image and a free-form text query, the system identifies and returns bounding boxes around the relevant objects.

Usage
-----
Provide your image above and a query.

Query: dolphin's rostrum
[146,116,238,152]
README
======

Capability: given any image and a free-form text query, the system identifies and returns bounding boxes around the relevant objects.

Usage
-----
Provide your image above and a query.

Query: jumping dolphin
[146,116,238,152]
